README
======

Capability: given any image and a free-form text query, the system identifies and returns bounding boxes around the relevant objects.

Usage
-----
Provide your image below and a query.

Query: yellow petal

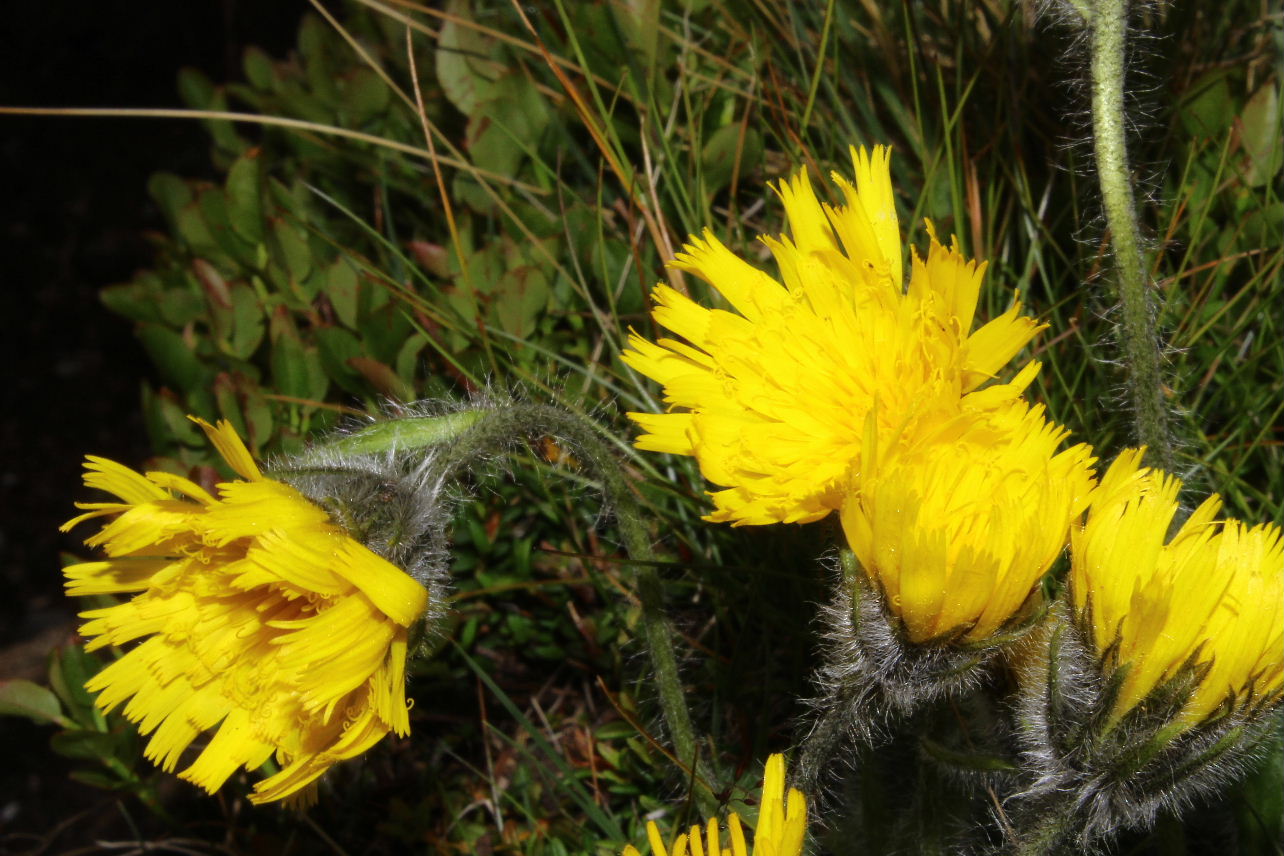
[190,416,262,480]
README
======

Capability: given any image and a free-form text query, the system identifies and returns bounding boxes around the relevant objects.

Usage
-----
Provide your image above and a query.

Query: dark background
[1,2,306,650]
[0,0,300,833]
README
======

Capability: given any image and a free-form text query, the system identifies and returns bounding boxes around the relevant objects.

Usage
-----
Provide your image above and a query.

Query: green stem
[321,405,717,816]
[1010,802,1076,856]
[796,684,859,794]
[1088,0,1173,470]
[322,411,484,456]
[797,549,859,791]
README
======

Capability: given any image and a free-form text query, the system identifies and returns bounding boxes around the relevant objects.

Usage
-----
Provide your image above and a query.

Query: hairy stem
[1088,0,1173,470]
[321,411,484,456]
[325,405,717,816]
[1009,802,1076,856]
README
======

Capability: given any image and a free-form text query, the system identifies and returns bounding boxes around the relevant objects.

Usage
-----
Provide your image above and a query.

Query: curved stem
[1088,0,1173,470]
[322,404,717,816]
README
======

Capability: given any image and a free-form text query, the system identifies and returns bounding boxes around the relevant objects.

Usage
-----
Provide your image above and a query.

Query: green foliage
[28,0,1281,852]
[2,644,165,809]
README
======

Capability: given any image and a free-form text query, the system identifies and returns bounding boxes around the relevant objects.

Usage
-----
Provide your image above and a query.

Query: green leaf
[177,68,244,154]
[1240,83,1282,187]
[225,149,266,245]
[47,645,101,728]
[610,0,662,78]
[68,768,130,791]
[177,66,216,109]
[347,356,412,402]
[174,200,221,258]
[300,17,339,103]
[213,372,249,439]
[0,680,69,727]
[243,46,276,91]
[436,0,499,117]
[1236,201,1284,250]
[147,172,194,228]
[360,303,414,364]
[316,325,365,389]
[269,309,328,402]
[199,187,256,267]
[494,264,551,340]
[159,285,205,328]
[226,282,266,360]
[325,257,361,329]
[297,12,328,66]
[466,73,552,179]
[140,383,200,453]
[50,729,121,762]
[1179,72,1235,138]
[394,331,428,387]
[101,275,166,324]
[270,218,313,283]
[340,67,391,124]
[136,324,208,392]
[240,376,275,451]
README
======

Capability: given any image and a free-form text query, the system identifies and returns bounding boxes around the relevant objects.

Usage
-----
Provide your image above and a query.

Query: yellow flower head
[1071,449,1284,725]
[622,146,1044,526]
[60,418,430,804]
[622,754,806,856]
[840,403,1096,644]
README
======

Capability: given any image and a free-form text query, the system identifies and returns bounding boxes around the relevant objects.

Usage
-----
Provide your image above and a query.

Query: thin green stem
[798,0,837,137]
[1088,0,1173,470]
[320,405,718,816]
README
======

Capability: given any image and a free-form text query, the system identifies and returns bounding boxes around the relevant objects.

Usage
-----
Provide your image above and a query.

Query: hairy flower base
[623,145,1043,525]
[796,552,1028,793]
[1009,605,1283,849]
[61,418,429,804]
[1000,450,1284,849]
[622,754,805,856]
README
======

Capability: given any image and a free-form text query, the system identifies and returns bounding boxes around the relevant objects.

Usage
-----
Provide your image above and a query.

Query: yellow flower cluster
[623,754,806,856]
[625,146,1093,643]
[1071,449,1283,725]
[61,418,429,804]
[57,141,1281,821]
[626,145,1281,727]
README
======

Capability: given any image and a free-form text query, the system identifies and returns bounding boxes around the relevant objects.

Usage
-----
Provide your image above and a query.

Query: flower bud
[1070,449,1282,726]
[1008,449,1283,847]
[800,404,1094,788]
[841,402,1095,646]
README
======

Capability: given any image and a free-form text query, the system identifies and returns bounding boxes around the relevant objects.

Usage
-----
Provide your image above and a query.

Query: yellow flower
[840,403,1096,644]
[622,145,1044,526]
[1070,449,1284,725]
[60,418,429,804]
[622,754,806,856]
